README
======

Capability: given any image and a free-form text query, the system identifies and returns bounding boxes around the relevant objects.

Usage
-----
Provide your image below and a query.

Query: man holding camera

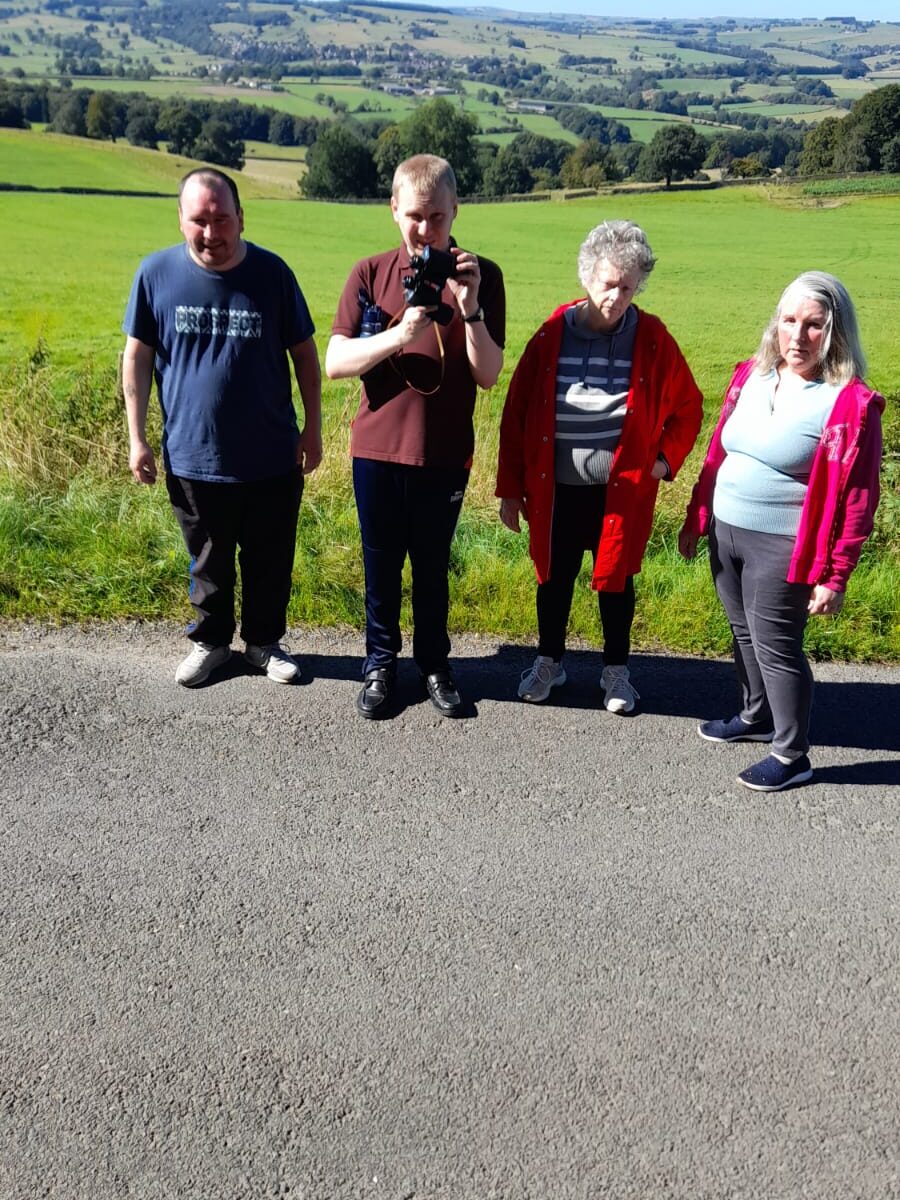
[326,154,505,719]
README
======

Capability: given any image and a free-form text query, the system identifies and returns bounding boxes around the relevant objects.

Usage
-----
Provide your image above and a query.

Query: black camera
[403,246,457,326]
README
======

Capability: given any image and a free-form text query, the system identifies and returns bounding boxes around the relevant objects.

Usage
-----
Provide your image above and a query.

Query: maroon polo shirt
[331,245,505,469]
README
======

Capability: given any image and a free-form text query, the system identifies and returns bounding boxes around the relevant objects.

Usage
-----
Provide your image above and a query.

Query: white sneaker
[601,664,639,714]
[175,642,231,687]
[244,642,300,684]
[518,654,566,703]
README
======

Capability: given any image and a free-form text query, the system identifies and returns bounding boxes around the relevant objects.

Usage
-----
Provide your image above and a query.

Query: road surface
[2,624,898,1199]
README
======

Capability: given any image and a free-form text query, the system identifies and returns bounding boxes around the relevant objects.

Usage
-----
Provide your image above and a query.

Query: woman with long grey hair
[679,271,884,792]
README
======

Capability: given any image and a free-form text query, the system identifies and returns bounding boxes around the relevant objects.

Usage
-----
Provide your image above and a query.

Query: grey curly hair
[755,271,866,385]
[577,220,656,291]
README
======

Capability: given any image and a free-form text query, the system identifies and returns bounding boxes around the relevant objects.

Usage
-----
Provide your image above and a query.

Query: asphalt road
[2,623,898,1200]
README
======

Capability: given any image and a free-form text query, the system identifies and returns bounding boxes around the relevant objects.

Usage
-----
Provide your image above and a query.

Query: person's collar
[184,239,248,273]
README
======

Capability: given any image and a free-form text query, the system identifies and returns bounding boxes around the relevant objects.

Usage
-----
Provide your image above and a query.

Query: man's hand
[650,458,668,481]
[122,336,156,483]
[129,440,157,485]
[808,585,844,616]
[447,248,482,319]
[396,303,436,346]
[297,426,323,475]
[499,497,527,533]
[678,527,699,560]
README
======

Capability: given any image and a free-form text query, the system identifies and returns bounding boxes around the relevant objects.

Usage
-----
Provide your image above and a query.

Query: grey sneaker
[518,655,566,703]
[244,642,300,684]
[175,642,231,687]
[600,664,639,714]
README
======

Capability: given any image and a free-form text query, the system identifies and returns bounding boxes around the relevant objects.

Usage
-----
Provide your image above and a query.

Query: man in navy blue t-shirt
[123,168,322,687]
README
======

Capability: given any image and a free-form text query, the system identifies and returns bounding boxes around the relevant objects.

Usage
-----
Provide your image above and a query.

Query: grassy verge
[1,353,896,661]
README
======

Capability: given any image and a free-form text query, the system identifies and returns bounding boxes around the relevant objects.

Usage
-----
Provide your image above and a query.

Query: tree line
[1,78,898,194]
[0,79,327,168]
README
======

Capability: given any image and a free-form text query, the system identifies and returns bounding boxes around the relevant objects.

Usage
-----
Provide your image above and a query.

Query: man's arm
[447,249,503,389]
[289,337,323,475]
[122,335,158,484]
[325,306,435,380]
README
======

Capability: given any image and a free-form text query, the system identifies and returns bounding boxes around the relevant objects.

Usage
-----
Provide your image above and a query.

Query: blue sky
[438,3,898,22]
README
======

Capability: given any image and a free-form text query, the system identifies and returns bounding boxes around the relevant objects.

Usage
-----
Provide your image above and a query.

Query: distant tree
[373,123,406,193]
[798,117,842,175]
[611,140,644,178]
[124,102,160,149]
[49,93,87,137]
[158,101,201,156]
[833,83,900,172]
[191,117,244,169]
[703,136,732,170]
[85,90,123,141]
[831,123,871,174]
[302,122,377,199]
[638,124,707,187]
[727,154,766,178]
[0,86,28,129]
[268,110,295,146]
[395,97,482,195]
[293,116,323,147]
[508,131,570,180]
[882,133,900,174]
[482,145,533,196]
[560,139,621,188]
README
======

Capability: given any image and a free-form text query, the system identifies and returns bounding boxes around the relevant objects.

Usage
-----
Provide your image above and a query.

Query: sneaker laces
[521,657,556,688]
[603,666,639,699]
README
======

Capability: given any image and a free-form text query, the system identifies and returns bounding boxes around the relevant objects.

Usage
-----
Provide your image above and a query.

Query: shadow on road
[274,643,898,755]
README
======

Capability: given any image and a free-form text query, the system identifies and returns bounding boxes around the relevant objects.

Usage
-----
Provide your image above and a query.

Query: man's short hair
[392,155,457,200]
[178,167,242,212]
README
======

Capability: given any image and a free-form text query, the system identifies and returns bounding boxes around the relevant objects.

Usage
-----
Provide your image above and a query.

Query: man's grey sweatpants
[709,517,813,760]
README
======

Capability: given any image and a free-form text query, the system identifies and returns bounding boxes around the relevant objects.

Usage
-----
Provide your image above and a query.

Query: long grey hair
[756,271,866,384]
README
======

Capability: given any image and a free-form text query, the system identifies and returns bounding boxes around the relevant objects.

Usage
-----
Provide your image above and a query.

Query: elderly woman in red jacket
[496,220,703,712]
[679,271,883,793]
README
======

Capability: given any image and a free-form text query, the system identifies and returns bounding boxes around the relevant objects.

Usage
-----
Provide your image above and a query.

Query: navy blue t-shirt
[123,242,315,482]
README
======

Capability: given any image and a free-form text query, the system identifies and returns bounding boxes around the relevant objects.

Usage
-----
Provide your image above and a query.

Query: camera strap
[386,313,446,396]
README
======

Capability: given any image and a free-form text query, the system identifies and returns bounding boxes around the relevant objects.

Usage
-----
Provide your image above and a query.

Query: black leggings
[536,483,635,665]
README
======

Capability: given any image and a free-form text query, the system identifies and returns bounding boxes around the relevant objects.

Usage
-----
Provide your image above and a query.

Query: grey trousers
[709,518,813,759]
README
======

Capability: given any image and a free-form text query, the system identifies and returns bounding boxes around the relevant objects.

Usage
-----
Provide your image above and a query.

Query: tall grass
[1,346,896,660]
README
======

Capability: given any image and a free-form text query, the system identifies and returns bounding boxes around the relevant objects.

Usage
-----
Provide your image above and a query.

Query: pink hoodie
[683,359,884,592]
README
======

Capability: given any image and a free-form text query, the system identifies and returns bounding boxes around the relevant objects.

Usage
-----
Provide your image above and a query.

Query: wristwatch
[462,306,484,324]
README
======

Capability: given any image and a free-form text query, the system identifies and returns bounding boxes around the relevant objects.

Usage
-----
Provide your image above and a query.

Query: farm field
[4,184,899,389]
[0,128,289,196]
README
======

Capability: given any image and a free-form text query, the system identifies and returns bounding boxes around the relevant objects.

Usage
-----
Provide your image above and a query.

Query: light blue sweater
[713,369,840,536]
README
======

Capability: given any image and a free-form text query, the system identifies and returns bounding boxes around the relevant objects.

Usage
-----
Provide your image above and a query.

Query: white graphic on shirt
[175,305,262,338]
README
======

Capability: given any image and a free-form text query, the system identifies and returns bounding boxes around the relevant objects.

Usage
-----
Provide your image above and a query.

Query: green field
[0,128,291,197]
[0,163,897,658]
[4,181,898,388]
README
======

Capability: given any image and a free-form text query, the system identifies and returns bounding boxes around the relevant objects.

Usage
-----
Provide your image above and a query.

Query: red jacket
[682,359,884,592]
[496,302,704,591]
